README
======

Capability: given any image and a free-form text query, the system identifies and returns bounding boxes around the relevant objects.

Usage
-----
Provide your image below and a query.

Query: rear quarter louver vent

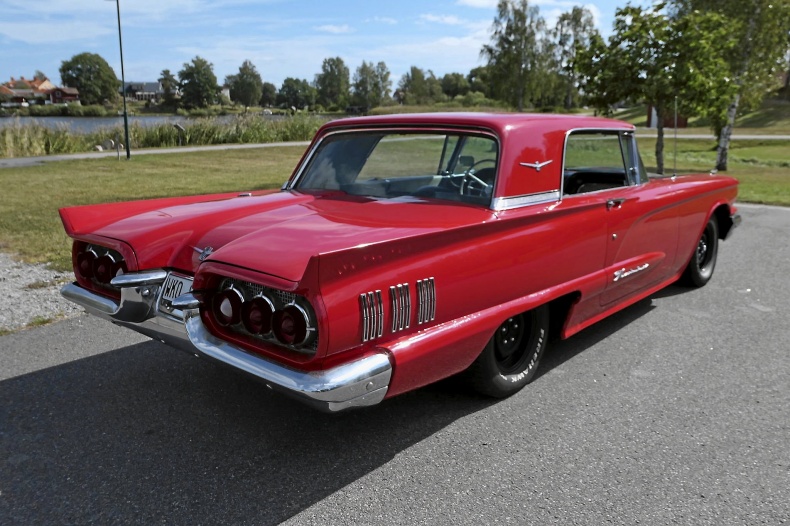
[416,277,436,324]
[359,290,384,342]
[360,278,436,342]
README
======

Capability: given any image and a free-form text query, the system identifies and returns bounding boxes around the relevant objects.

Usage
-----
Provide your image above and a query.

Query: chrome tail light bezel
[206,277,319,355]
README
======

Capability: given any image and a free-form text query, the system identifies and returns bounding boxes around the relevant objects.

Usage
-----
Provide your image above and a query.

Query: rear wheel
[681,217,719,287]
[465,305,549,398]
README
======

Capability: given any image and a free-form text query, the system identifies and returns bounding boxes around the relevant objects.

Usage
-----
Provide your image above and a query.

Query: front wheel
[465,305,549,398]
[681,217,719,287]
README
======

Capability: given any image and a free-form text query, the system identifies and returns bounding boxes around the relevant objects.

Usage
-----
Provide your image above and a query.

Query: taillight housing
[73,242,127,298]
[207,277,318,355]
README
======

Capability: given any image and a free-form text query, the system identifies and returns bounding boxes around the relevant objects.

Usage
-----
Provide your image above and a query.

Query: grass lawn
[615,98,790,135]
[0,140,788,271]
[0,146,304,270]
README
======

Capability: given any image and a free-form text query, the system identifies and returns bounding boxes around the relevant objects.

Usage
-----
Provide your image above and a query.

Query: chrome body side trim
[491,190,560,211]
[182,308,392,412]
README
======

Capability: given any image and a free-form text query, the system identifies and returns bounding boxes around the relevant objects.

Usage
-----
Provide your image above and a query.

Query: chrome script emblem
[519,160,553,172]
[613,263,649,282]
[193,246,214,261]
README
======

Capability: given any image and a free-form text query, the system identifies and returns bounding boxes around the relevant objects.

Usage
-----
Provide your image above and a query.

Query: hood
[74,190,495,282]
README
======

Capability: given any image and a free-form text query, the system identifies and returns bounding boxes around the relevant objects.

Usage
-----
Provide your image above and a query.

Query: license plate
[160,273,193,304]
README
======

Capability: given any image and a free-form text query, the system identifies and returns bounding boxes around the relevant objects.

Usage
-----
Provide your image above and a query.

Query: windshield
[295,131,499,206]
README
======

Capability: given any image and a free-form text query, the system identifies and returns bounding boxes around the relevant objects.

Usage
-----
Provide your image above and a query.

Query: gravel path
[0,252,82,332]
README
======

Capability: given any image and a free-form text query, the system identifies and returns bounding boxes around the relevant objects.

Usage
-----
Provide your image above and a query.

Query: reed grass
[0,114,325,158]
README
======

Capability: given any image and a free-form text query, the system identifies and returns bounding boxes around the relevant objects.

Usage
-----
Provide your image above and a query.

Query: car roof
[319,112,633,136]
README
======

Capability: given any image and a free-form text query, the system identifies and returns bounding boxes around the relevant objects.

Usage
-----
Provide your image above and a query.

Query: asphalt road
[1,204,788,525]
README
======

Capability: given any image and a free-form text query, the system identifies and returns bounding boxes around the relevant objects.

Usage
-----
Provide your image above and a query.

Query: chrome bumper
[61,273,393,412]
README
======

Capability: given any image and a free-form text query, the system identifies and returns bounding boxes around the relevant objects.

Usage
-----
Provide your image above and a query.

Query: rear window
[296,131,499,206]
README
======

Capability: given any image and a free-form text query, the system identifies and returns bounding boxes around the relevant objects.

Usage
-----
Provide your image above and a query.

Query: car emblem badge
[194,246,214,261]
[520,160,553,172]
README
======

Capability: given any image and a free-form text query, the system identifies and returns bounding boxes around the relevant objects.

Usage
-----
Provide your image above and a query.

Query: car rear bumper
[61,275,392,412]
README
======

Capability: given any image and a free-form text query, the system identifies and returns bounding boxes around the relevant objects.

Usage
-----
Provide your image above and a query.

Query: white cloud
[315,24,353,34]
[420,14,465,26]
[0,21,112,44]
[456,0,497,7]
[370,16,398,25]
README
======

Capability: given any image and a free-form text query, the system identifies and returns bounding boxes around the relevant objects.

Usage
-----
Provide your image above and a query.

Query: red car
[60,113,740,411]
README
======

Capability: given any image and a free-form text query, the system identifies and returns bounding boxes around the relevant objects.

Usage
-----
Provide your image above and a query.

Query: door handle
[606,198,626,210]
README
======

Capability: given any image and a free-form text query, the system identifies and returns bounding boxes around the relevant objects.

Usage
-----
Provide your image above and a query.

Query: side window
[563,132,629,196]
[621,133,648,185]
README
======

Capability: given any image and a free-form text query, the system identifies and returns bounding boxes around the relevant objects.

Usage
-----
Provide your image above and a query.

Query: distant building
[48,87,80,104]
[122,81,178,102]
[1,75,78,106]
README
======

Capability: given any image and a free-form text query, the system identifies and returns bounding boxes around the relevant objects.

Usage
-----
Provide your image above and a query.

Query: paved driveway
[1,204,787,525]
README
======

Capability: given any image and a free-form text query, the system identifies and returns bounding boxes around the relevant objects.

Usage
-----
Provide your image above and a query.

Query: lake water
[0,114,275,134]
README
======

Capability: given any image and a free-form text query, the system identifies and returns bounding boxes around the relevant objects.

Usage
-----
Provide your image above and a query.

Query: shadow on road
[536,296,656,380]
[1,296,660,524]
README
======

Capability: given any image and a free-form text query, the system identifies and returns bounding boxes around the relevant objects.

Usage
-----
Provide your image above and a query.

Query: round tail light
[273,304,311,346]
[212,286,244,326]
[241,295,275,335]
[92,253,119,284]
[76,249,98,279]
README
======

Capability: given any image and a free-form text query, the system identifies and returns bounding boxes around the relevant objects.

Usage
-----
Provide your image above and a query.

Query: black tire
[681,216,719,288]
[465,305,549,398]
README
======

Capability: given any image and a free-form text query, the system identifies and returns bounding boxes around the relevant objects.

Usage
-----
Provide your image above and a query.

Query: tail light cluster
[209,277,318,354]
[74,243,127,296]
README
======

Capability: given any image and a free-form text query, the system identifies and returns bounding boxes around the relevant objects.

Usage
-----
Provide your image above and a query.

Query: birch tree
[578,4,735,174]
[672,0,790,170]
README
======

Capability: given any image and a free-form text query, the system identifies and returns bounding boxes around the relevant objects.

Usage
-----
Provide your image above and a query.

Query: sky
[0,0,650,89]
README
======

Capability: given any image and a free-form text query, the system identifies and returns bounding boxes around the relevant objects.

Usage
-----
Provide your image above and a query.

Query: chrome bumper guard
[61,273,393,412]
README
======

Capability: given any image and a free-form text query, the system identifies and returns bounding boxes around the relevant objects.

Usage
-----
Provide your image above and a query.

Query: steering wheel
[462,158,496,195]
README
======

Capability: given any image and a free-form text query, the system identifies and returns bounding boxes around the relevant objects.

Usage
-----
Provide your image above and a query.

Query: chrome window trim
[560,126,640,199]
[491,190,561,211]
[283,126,501,195]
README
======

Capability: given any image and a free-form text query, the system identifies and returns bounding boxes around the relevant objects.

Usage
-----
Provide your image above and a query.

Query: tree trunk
[655,106,665,175]
[716,93,740,171]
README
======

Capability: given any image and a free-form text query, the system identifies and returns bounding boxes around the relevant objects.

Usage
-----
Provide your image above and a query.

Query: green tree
[226,59,263,107]
[158,69,178,106]
[260,82,277,107]
[178,56,218,109]
[577,4,736,174]
[441,72,470,99]
[374,62,393,104]
[397,66,444,105]
[351,60,392,108]
[555,6,597,109]
[671,0,790,170]
[34,70,48,81]
[481,0,546,111]
[315,57,350,109]
[467,66,492,97]
[277,77,316,109]
[59,52,119,105]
